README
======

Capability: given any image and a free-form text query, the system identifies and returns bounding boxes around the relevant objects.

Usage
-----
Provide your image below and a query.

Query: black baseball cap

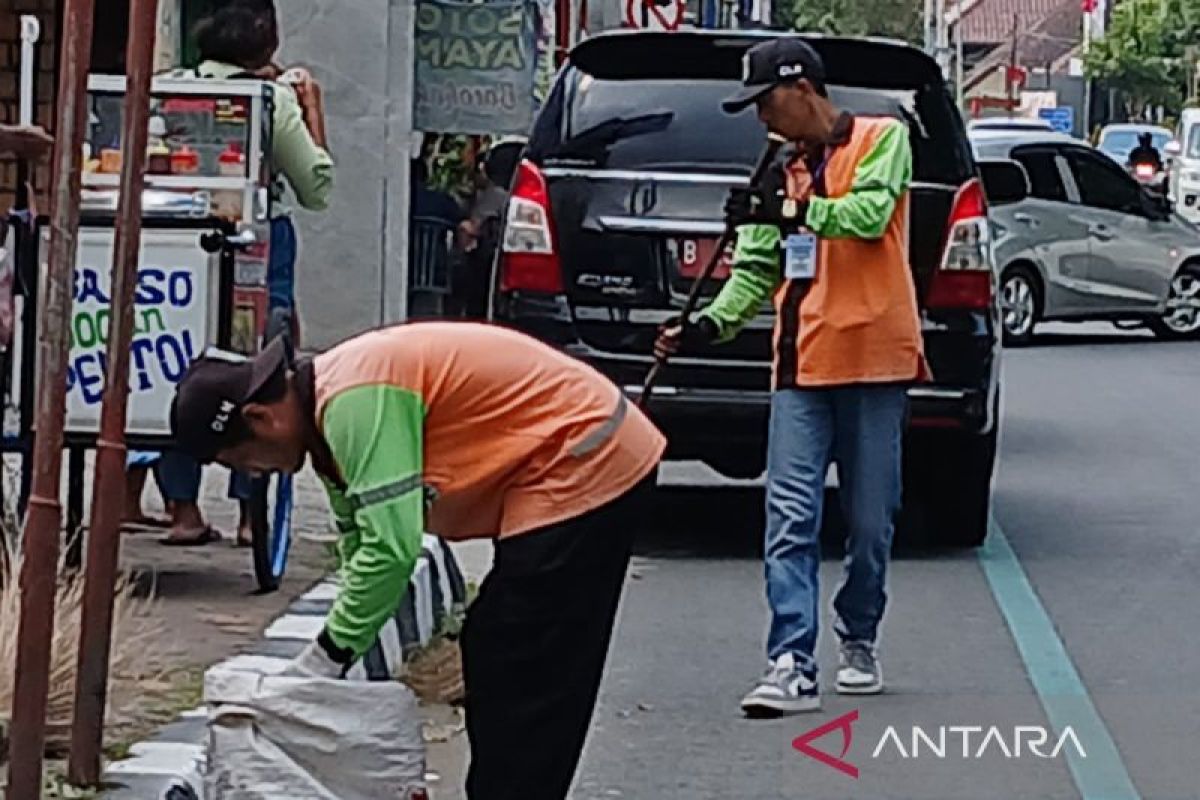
[170,336,289,462]
[723,38,826,114]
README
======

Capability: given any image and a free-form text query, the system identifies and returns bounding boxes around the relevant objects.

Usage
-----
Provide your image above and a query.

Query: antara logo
[792,710,859,778]
[793,712,1087,778]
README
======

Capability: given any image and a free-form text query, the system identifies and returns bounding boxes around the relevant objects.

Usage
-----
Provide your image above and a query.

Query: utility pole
[924,0,936,53]
[925,0,952,76]
[935,0,951,76]
[956,17,965,110]
[1082,9,1092,135]
[1008,12,1019,117]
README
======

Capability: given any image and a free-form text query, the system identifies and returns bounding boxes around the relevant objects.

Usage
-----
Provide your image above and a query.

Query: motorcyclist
[1128,132,1164,172]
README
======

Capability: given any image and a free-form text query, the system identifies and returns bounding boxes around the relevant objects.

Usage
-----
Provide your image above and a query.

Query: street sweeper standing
[169,321,665,800]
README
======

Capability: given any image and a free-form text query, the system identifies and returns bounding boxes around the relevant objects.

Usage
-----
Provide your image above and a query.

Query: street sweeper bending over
[170,322,665,800]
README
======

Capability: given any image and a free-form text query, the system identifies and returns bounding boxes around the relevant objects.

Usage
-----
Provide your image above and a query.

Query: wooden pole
[68,0,159,784]
[5,0,96,792]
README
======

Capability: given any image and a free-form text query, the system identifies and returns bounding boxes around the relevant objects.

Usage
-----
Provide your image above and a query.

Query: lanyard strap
[810,148,834,198]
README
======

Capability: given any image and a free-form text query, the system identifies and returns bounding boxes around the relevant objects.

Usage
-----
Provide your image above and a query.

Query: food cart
[3,73,294,592]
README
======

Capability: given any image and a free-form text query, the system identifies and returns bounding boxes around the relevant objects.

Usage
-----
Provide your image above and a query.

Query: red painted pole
[68,0,159,784]
[5,0,96,795]
[556,0,571,65]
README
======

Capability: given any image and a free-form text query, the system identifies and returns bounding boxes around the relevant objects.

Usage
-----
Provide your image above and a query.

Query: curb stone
[100,534,466,799]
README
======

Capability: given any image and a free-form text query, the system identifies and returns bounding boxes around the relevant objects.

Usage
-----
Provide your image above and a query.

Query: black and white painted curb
[100,534,467,800]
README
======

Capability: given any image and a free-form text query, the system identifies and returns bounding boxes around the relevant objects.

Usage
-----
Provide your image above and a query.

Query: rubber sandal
[160,527,223,547]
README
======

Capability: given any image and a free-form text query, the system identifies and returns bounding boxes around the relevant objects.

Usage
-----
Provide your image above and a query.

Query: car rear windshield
[529,69,974,185]
[1100,130,1170,160]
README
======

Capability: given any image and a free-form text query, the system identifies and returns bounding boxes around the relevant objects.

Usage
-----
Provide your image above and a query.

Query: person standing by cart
[170,322,665,800]
[158,0,335,545]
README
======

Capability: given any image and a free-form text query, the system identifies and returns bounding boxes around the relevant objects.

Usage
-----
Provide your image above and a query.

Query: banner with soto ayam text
[414,0,539,136]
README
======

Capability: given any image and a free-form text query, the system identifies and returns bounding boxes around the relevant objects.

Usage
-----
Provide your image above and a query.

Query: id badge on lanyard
[783,232,818,280]
[782,149,830,282]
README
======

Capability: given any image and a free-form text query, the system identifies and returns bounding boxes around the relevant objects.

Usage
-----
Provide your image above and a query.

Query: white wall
[277,0,416,349]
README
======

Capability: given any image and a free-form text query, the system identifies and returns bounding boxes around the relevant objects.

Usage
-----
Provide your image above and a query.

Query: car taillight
[500,159,564,294]
[926,178,994,310]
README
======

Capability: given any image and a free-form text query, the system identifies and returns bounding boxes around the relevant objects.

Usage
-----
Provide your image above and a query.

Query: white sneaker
[837,641,884,695]
[740,653,821,718]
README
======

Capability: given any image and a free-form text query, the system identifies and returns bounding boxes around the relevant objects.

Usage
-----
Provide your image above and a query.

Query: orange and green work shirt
[699,113,928,389]
[310,322,666,657]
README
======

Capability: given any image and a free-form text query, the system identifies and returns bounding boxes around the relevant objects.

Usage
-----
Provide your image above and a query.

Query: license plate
[674,237,733,280]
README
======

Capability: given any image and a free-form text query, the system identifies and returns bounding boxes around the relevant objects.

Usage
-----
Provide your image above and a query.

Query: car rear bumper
[498,295,1000,458]
[623,383,993,445]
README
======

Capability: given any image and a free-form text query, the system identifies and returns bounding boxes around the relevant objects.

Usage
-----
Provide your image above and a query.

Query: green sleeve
[697,224,781,342]
[321,478,362,568]
[272,84,335,212]
[321,385,426,657]
[806,121,912,240]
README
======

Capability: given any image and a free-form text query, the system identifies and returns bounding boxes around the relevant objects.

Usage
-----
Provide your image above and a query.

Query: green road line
[979,517,1141,800]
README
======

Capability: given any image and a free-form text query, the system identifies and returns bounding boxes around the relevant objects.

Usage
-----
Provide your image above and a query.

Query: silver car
[1096,123,1173,166]
[972,131,1200,344]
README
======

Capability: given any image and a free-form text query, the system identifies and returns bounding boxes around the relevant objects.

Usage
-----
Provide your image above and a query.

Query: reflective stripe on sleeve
[570,395,629,458]
[347,473,424,512]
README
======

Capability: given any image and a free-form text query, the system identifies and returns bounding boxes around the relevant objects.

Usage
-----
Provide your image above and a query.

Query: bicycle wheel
[250,471,294,593]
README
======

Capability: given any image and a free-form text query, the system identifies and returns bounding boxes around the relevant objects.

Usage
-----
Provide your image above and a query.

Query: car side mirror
[1156,193,1173,218]
[977,159,1029,206]
[483,141,524,191]
[1165,140,1183,159]
[1142,187,1172,219]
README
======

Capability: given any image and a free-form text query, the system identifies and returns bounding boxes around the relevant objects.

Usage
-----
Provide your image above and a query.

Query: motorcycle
[1130,160,1168,195]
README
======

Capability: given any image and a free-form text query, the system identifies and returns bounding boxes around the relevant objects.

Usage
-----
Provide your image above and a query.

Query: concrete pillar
[383,0,418,327]
[278,0,415,347]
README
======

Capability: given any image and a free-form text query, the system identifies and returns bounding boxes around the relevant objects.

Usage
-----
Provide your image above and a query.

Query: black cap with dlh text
[169,336,289,462]
[723,38,827,114]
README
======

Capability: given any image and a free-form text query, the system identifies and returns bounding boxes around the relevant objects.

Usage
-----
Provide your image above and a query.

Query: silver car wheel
[1161,272,1200,334]
[1001,272,1036,339]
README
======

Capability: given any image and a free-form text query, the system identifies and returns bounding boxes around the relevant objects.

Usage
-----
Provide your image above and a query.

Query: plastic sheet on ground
[203,667,427,800]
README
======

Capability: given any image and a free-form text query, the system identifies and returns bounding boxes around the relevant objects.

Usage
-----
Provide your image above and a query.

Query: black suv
[492,31,1001,547]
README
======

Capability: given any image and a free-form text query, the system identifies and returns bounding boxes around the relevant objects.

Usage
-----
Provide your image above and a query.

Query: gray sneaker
[740,653,821,718]
[837,641,884,695]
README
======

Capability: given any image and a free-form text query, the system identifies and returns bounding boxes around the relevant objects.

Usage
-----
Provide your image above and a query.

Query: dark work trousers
[462,472,655,800]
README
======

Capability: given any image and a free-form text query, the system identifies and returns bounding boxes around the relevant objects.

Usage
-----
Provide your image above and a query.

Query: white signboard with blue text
[21,228,221,437]
[1038,107,1075,135]
[67,228,219,436]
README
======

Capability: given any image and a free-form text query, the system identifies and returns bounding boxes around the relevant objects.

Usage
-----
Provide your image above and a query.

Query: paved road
[574,324,1194,800]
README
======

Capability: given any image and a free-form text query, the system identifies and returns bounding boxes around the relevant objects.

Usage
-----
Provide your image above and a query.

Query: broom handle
[638,133,786,410]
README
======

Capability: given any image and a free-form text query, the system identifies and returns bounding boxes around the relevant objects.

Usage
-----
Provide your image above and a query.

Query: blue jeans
[156,449,201,502]
[159,216,299,502]
[764,385,908,678]
[266,215,297,312]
